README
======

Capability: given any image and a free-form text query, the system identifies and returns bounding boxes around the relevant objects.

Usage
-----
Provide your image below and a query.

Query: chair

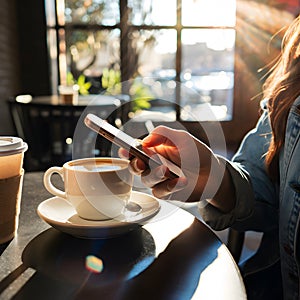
[227,228,245,263]
[7,97,125,171]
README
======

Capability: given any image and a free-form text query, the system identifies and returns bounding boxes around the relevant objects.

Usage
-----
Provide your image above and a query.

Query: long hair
[264,15,300,180]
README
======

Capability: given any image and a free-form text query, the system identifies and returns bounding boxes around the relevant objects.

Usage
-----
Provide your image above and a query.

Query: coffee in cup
[0,136,28,243]
[43,157,134,221]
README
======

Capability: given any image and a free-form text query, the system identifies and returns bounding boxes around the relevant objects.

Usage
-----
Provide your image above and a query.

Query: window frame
[47,1,236,113]
[46,0,263,151]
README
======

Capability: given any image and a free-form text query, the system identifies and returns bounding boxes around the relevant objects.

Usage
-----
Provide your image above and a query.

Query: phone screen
[84,114,183,178]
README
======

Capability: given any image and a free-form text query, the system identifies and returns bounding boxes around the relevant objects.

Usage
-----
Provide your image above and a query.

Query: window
[46,0,236,122]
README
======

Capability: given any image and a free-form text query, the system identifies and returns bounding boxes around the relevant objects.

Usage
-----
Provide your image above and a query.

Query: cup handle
[43,167,66,199]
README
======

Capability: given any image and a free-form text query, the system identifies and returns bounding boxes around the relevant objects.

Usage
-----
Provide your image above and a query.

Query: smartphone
[84,113,183,179]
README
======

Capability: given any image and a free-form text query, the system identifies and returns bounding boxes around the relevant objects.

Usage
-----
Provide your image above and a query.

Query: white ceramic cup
[43,157,134,221]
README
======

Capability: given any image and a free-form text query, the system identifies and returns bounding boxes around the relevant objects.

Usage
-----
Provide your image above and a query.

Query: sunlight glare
[154,0,236,54]
[151,0,177,25]
[155,30,177,54]
[182,0,236,27]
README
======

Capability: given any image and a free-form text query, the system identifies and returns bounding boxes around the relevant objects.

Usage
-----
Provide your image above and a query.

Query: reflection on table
[0,172,246,299]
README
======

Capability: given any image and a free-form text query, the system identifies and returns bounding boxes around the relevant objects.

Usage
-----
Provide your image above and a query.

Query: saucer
[37,191,160,239]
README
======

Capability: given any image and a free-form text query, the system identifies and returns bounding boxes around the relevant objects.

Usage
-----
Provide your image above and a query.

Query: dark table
[28,94,130,106]
[0,172,246,299]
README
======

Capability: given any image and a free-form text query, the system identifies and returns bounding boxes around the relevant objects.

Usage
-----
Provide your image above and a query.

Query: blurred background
[1,0,299,154]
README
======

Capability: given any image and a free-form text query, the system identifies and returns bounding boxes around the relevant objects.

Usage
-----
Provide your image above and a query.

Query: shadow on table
[0,219,221,300]
[0,227,154,299]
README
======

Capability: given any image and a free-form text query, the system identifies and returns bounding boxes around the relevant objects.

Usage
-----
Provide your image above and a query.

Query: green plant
[101,68,121,93]
[67,72,92,95]
[129,83,153,112]
[101,68,153,112]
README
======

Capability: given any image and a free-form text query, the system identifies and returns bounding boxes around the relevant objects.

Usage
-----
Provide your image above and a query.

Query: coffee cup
[0,136,28,243]
[43,157,134,221]
[58,84,79,105]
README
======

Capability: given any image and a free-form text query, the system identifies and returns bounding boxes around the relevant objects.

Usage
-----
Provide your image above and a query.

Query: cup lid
[0,137,28,156]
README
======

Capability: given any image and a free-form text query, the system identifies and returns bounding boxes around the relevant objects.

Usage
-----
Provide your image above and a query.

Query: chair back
[7,98,124,171]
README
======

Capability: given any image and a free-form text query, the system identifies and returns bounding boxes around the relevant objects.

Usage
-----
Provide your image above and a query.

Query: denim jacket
[199,97,300,299]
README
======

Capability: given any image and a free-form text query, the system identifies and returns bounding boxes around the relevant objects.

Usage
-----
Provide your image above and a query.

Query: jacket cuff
[198,156,254,231]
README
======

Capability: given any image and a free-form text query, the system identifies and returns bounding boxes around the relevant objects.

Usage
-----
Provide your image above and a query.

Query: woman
[120,15,300,299]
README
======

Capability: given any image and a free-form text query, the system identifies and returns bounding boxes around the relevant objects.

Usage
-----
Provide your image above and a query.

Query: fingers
[118,148,147,175]
[143,126,176,147]
[150,176,188,199]
[118,127,190,199]
[118,147,130,159]
[143,126,188,147]
[130,157,147,175]
[139,164,187,198]
[141,165,169,187]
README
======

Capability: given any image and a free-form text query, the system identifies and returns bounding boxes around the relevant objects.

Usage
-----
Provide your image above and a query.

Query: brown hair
[264,15,300,180]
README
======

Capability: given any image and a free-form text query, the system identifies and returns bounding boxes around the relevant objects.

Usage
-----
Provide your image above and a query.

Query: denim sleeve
[198,156,254,230]
[199,107,279,232]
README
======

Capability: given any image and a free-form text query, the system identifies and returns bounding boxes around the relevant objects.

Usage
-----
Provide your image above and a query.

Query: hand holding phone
[84,113,183,179]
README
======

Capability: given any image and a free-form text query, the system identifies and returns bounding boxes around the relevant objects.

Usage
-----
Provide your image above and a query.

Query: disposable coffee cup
[0,137,27,243]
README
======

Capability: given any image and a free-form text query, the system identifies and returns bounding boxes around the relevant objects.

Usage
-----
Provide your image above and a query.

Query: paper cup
[0,137,27,243]
[0,170,24,243]
[0,137,28,179]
